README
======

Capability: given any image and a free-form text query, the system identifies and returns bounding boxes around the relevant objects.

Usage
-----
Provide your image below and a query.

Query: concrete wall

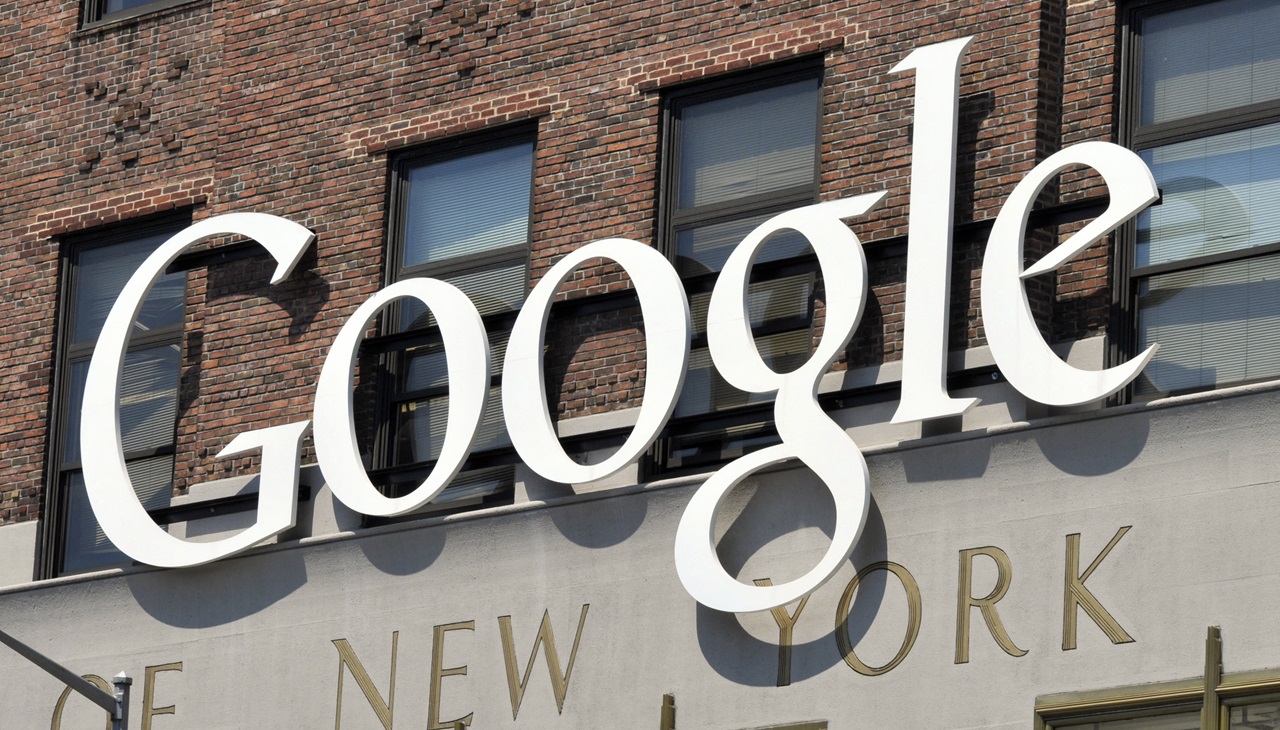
[2,386,1278,729]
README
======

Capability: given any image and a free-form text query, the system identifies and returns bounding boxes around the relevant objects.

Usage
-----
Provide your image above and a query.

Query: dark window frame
[368,123,538,516]
[649,58,826,475]
[1116,0,1280,399]
[81,0,197,28]
[1034,627,1280,729]
[40,212,191,579]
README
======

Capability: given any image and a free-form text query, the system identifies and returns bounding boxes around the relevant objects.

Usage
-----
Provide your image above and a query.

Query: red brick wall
[0,0,1124,527]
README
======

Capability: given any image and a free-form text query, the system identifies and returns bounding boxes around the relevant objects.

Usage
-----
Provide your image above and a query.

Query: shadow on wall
[128,546,308,628]
[896,398,1150,484]
[948,89,997,346]
[128,241,345,625]
[695,481,890,687]
[901,435,994,483]
[357,524,449,576]
[548,488,648,549]
[1033,410,1150,476]
[202,244,330,343]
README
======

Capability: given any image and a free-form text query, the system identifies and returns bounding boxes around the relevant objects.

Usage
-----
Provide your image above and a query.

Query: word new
[333,606,590,729]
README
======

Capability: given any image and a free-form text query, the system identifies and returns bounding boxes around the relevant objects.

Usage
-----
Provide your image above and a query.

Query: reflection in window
[658,63,821,471]
[677,80,819,209]
[1139,0,1280,126]
[379,128,535,510]
[54,222,187,574]
[401,143,533,267]
[1231,701,1280,729]
[1137,125,1280,268]
[1129,0,1280,397]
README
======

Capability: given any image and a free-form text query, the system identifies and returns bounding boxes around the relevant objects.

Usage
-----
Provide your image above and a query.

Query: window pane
[400,331,509,394]
[1231,700,1280,728]
[118,344,182,453]
[661,72,820,472]
[396,261,527,330]
[72,232,186,344]
[402,345,449,393]
[667,420,779,468]
[63,455,173,574]
[65,471,123,574]
[62,344,181,463]
[688,274,814,337]
[394,386,508,465]
[401,142,534,268]
[59,226,185,577]
[1056,712,1200,730]
[676,329,811,417]
[1141,0,1280,126]
[676,212,813,277]
[1137,253,1280,394]
[433,465,510,506]
[381,465,513,509]
[104,0,161,14]
[679,79,818,209]
[1137,122,1280,267]
[61,360,89,464]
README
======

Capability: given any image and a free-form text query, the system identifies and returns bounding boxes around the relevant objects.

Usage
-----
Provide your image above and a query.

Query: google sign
[78,37,1159,614]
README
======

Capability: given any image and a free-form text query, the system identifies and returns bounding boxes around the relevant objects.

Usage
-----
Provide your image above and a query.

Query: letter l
[890,36,979,424]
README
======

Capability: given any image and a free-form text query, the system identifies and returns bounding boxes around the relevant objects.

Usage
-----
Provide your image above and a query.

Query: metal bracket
[0,627,130,730]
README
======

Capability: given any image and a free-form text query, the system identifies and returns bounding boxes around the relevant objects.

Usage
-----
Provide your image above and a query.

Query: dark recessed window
[655,61,822,472]
[375,126,536,513]
[1125,0,1280,397]
[49,218,187,575]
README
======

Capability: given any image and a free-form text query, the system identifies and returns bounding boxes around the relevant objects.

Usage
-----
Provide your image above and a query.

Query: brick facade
[0,0,1122,534]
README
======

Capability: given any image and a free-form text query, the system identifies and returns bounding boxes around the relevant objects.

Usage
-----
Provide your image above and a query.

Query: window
[82,0,193,25]
[47,218,187,575]
[374,126,536,511]
[1035,627,1280,730]
[1124,0,1280,397]
[654,61,822,471]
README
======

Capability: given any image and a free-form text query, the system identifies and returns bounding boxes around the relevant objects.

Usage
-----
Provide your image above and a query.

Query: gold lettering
[498,605,589,719]
[1063,526,1135,650]
[142,662,182,730]
[955,546,1027,664]
[835,561,922,676]
[50,674,112,730]
[332,632,398,730]
[428,621,474,730]
[660,693,676,730]
[753,578,810,686]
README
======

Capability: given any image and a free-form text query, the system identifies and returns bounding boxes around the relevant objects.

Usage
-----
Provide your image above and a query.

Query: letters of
[49,662,182,730]
[142,663,183,730]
